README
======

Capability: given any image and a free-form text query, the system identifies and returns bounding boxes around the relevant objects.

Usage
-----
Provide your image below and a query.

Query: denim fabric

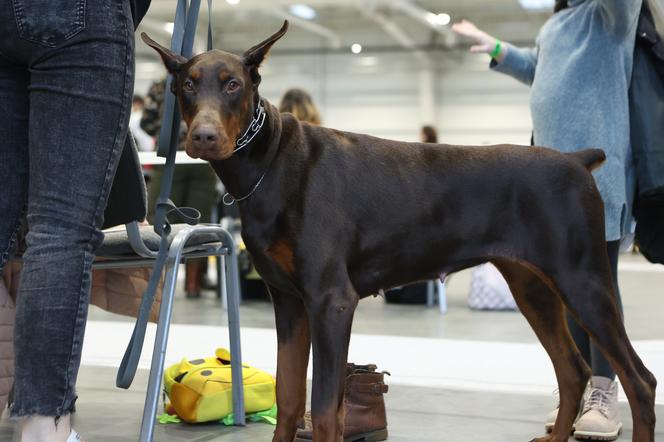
[0,0,134,417]
[567,241,623,380]
[491,0,642,241]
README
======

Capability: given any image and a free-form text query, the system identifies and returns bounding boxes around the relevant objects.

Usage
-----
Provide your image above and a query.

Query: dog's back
[276,116,605,295]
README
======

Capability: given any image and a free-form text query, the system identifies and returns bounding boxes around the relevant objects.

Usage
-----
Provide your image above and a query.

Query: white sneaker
[66,430,83,442]
[573,377,622,441]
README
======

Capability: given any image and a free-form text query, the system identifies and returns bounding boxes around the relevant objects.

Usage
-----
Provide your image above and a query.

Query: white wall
[135,48,534,147]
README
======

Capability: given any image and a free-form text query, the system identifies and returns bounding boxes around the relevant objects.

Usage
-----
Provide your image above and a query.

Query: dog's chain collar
[223,98,273,206]
[232,99,266,154]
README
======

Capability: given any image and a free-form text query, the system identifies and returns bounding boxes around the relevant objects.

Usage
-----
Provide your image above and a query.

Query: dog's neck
[208,97,281,206]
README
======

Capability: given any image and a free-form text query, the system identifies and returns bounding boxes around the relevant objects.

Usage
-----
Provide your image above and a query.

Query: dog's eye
[183,79,194,92]
[226,80,240,93]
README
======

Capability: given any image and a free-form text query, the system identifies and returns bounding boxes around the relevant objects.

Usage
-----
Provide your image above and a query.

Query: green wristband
[489,39,502,59]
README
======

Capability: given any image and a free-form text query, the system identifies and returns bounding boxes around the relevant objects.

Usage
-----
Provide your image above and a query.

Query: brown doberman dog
[142,22,656,442]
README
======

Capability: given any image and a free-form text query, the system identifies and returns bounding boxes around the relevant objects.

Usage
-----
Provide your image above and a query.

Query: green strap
[490,39,502,59]
[221,404,278,426]
[158,413,182,424]
[158,404,277,426]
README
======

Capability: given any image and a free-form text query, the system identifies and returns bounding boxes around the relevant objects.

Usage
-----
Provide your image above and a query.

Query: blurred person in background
[130,95,154,152]
[420,125,438,143]
[453,1,642,439]
[279,88,322,125]
[141,78,218,299]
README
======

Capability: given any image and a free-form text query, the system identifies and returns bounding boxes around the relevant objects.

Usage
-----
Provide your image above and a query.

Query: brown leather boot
[295,363,389,442]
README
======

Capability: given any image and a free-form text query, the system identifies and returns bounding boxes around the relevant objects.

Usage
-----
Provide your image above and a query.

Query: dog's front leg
[307,280,359,442]
[270,287,311,442]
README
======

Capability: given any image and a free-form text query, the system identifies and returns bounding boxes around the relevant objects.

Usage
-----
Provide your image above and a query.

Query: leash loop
[117,0,209,390]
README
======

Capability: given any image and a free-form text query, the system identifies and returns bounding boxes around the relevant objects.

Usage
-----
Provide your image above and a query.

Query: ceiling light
[518,0,554,10]
[426,12,451,26]
[163,22,174,34]
[351,43,362,54]
[289,4,316,20]
[436,13,451,26]
[226,0,240,5]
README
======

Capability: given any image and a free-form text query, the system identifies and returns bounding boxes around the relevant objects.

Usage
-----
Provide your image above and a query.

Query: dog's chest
[240,221,298,289]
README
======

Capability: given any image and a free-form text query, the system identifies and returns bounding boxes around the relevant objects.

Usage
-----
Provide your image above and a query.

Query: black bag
[634,199,664,263]
[630,0,664,263]
[130,0,152,28]
[384,283,429,304]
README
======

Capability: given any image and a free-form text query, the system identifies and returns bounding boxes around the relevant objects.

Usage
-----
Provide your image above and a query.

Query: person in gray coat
[452,0,642,439]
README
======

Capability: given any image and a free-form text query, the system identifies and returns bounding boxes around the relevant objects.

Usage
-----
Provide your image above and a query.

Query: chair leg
[436,279,448,314]
[426,280,434,307]
[219,255,227,309]
[215,255,223,299]
[139,260,180,442]
[224,247,246,425]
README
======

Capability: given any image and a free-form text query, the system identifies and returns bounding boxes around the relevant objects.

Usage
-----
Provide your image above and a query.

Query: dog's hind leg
[270,287,312,442]
[305,273,359,442]
[550,263,656,442]
[493,259,590,442]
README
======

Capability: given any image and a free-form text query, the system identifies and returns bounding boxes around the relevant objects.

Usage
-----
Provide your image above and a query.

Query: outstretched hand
[451,19,499,55]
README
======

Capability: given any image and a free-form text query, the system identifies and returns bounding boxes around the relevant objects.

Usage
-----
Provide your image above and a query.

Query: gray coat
[492,0,642,241]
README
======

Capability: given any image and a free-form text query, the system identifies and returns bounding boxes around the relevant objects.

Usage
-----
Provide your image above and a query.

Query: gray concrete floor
[1,253,663,441]
[3,365,663,442]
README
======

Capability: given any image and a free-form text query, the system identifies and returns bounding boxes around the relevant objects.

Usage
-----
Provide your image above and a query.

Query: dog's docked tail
[568,148,606,172]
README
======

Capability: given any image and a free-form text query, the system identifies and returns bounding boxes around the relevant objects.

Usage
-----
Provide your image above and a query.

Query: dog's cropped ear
[141,32,187,74]
[243,20,288,85]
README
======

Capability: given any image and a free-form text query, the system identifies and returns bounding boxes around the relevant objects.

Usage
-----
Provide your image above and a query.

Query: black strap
[207,0,213,51]
[116,0,212,389]
[153,0,199,235]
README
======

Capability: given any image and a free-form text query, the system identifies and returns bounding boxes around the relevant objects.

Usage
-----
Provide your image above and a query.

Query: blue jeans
[0,0,134,417]
[567,240,623,380]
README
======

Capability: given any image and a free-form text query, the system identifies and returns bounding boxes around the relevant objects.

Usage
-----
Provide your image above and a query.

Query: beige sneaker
[545,387,581,434]
[544,405,559,433]
[545,387,564,433]
[573,376,622,441]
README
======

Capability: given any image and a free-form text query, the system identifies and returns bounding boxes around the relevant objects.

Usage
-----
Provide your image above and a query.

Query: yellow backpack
[163,348,276,423]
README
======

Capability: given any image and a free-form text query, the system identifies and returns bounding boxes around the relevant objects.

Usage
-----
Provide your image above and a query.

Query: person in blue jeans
[0,1,145,440]
[453,0,642,440]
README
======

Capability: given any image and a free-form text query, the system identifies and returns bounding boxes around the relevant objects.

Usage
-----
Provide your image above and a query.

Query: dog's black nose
[191,125,219,149]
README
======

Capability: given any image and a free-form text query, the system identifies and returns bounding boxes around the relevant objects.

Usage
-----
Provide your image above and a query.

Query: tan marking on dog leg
[266,239,296,277]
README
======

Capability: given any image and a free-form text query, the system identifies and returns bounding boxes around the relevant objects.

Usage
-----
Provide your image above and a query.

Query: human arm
[452,19,538,85]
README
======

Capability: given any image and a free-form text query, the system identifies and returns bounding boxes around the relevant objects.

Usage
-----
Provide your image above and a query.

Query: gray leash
[116,0,213,390]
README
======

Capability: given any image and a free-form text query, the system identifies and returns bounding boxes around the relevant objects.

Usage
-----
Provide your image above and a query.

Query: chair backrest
[103,133,148,229]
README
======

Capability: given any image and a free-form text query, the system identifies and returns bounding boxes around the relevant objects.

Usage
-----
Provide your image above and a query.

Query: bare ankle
[21,415,71,442]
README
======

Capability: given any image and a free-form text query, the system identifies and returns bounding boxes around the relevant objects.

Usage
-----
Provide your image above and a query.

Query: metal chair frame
[95,219,246,441]
[97,127,245,440]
